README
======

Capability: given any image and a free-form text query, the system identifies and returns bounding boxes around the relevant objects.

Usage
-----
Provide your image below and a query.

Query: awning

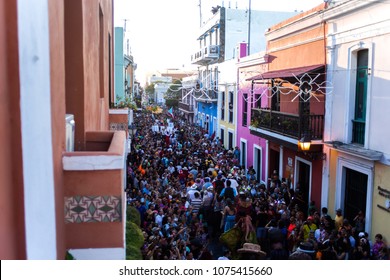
[246,64,325,81]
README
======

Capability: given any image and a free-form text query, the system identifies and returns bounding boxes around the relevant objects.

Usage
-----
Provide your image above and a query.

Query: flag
[167,107,174,118]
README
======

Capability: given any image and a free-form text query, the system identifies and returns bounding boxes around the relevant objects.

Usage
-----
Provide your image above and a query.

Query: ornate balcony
[178,102,194,113]
[250,108,324,141]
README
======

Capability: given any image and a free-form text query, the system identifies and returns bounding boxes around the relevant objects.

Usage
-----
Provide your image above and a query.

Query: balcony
[109,108,130,135]
[250,108,324,141]
[63,130,127,259]
[191,45,219,65]
[194,89,218,103]
[178,102,194,113]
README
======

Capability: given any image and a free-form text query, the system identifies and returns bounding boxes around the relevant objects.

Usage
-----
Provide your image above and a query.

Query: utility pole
[123,19,128,33]
[247,0,251,55]
[199,0,202,27]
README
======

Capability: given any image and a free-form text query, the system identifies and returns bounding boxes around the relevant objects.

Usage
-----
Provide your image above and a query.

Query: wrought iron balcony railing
[250,108,324,140]
[178,102,194,112]
[352,119,365,145]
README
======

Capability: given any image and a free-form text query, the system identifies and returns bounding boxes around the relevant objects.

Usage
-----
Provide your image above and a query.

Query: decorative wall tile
[109,122,127,131]
[65,195,122,223]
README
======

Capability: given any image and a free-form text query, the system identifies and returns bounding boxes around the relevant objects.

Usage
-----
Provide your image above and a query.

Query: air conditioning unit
[65,114,75,152]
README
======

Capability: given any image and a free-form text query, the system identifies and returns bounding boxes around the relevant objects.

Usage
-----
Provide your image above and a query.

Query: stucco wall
[48,0,67,260]
[65,0,113,151]
[372,163,390,243]
[0,0,26,260]
[237,61,268,181]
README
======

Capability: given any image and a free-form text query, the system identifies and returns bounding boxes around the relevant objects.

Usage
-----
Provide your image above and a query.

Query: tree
[145,82,158,105]
[164,79,182,107]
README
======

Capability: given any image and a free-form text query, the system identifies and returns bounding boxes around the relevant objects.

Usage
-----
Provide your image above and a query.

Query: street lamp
[298,135,311,151]
[128,123,137,139]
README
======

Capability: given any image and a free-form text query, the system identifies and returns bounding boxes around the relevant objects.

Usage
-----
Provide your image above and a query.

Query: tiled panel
[109,122,127,131]
[65,195,122,223]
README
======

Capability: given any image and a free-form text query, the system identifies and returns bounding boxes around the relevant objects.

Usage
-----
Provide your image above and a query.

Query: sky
[114,0,325,85]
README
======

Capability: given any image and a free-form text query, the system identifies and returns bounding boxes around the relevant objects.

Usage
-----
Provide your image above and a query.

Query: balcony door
[295,158,312,213]
[344,168,367,223]
[240,140,247,170]
[254,146,262,183]
[352,49,368,145]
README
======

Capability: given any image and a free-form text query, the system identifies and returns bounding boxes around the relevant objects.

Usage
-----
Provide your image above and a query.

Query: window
[254,146,262,183]
[242,93,248,126]
[221,91,225,120]
[228,131,233,150]
[240,140,247,169]
[229,91,234,123]
[352,49,368,145]
[220,128,225,146]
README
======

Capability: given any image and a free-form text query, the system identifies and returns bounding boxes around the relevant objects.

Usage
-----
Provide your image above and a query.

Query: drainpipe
[321,20,336,209]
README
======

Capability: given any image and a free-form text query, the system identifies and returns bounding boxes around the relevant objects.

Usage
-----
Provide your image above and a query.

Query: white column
[18,0,57,259]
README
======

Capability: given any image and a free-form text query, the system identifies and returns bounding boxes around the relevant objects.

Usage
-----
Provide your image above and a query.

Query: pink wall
[237,63,269,182]
[0,0,26,260]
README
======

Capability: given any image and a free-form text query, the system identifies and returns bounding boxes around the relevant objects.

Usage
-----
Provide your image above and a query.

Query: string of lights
[156,65,388,103]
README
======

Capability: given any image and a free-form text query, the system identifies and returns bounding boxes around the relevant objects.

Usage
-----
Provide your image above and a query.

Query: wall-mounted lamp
[298,135,326,160]
[128,123,137,138]
[298,135,311,151]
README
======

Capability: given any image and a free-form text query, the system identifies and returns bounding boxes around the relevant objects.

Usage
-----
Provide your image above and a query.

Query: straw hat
[237,243,266,258]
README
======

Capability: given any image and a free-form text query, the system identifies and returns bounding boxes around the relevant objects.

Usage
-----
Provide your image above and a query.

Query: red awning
[246,64,325,81]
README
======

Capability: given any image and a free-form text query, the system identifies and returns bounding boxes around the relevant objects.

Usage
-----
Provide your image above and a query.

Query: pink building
[0,0,128,260]
[236,43,270,184]
[247,3,328,210]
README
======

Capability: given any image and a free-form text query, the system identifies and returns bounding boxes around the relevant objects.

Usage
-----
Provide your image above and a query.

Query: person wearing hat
[237,243,266,260]
[302,216,318,241]
[290,241,316,259]
[186,183,199,201]
[226,173,238,193]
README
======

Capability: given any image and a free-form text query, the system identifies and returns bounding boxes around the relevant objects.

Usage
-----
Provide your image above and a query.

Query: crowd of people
[126,109,388,260]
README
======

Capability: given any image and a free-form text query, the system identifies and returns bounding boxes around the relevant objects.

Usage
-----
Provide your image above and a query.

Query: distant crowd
[125,109,388,260]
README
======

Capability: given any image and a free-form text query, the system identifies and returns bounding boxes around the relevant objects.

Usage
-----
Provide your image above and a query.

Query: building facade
[249,3,328,210]
[0,0,127,260]
[236,49,269,183]
[187,6,299,143]
[322,0,390,239]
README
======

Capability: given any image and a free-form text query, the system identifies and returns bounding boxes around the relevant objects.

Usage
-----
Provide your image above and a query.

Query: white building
[149,75,172,105]
[322,0,390,239]
[186,6,299,144]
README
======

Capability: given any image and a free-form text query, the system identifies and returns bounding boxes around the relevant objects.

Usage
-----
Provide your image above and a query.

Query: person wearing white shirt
[155,208,164,228]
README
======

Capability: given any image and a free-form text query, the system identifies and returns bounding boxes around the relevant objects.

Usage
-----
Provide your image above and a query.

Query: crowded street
[125,109,388,260]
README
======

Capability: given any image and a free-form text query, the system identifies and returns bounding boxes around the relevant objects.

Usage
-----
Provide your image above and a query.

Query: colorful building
[248,3,328,210]
[189,5,299,144]
[236,47,269,182]
[0,0,127,260]
[322,0,390,240]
